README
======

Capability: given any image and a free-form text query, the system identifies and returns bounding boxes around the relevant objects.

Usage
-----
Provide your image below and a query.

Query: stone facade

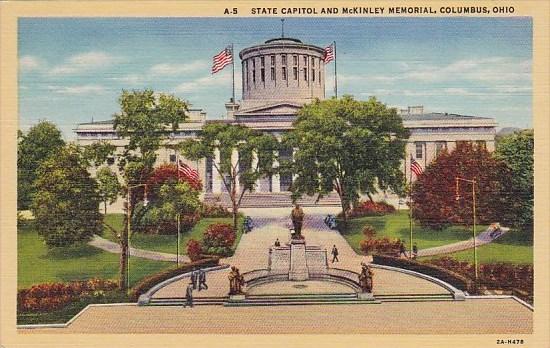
[74,37,497,211]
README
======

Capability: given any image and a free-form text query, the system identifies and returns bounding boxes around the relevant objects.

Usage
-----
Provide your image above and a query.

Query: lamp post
[126,183,148,292]
[455,177,478,284]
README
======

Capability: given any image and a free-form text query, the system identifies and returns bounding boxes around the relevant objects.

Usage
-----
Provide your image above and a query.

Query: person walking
[412,243,418,259]
[184,283,194,308]
[274,238,281,247]
[198,269,208,291]
[331,244,339,263]
[291,204,305,239]
[190,269,198,290]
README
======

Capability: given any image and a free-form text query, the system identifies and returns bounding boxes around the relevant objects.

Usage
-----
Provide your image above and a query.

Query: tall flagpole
[231,43,235,102]
[409,156,413,259]
[333,41,338,98]
[176,151,180,266]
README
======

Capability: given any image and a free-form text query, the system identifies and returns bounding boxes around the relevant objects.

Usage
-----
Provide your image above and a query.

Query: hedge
[372,255,475,293]
[129,256,220,301]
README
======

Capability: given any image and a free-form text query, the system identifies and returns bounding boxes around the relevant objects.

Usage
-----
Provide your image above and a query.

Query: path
[418,227,509,257]
[88,235,191,263]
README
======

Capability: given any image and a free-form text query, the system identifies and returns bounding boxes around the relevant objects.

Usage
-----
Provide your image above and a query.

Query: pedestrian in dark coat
[184,283,193,308]
[198,269,208,291]
[399,240,407,257]
[190,269,198,290]
[331,245,339,263]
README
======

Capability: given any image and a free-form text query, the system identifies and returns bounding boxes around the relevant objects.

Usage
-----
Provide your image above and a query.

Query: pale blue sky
[18,17,532,139]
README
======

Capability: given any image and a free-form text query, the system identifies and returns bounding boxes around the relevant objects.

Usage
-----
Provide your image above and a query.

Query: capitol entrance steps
[203,192,342,208]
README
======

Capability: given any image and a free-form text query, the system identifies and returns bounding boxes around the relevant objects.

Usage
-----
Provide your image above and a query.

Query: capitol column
[232,148,240,189]
[252,151,260,192]
[212,148,222,193]
[272,150,281,193]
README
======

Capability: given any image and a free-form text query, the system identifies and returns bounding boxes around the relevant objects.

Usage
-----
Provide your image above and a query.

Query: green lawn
[342,211,488,253]
[18,224,173,289]
[102,214,244,255]
[420,230,533,265]
[342,211,532,265]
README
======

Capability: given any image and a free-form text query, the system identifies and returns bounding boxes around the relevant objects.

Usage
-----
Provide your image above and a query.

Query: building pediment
[235,102,303,117]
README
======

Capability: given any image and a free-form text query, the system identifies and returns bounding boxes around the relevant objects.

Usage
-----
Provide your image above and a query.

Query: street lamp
[126,183,148,292]
[455,177,478,285]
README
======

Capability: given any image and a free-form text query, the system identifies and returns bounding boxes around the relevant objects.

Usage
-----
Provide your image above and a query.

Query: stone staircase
[203,192,342,208]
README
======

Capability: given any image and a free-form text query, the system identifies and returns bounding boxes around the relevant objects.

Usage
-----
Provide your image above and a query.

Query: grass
[342,211,532,265]
[102,214,244,255]
[342,210,488,253]
[18,223,173,290]
[420,230,533,265]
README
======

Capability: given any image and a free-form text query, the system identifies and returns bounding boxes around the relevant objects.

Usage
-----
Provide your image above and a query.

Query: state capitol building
[75,37,497,210]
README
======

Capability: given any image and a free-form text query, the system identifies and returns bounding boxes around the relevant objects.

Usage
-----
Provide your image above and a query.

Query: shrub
[362,224,377,239]
[130,257,220,301]
[348,200,396,218]
[202,223,236,256]
[200,203,232,218]
[186,239,203,261]
[18,279,118,313]
[360,237,401,255]
[180,212,200,232]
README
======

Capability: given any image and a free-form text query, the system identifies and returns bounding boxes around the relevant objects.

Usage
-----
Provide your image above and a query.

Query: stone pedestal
[289,240,309,281]
[229,294,246,301]
[357,292,375,300]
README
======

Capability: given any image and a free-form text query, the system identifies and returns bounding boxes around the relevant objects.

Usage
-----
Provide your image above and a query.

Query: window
[279,147,294,192]
[282,54,287,65]
[270,55,275,65]
[311,57,315,67]
[415,142,424,159]
[107,156,115,166]
[282,67,287,80]
[312,68,315,81]
[476,140,487,149]
[319,70,321,83]
[260,68,265,82]
[271,67,275,80]
[435,141,447,156]
[205,157,213,193]
[303,56,308,65]
[293,67,298,80]
[252,59,256,69]
[252,69,256,83]
[260,56,265,67]
[293,55,298,65]
[303,68,308,81]
[169,154,176,163]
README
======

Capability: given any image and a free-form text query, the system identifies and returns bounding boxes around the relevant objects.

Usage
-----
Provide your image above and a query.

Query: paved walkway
[20,298,532,334]
[418,227,509,257]
[89,235,191,263]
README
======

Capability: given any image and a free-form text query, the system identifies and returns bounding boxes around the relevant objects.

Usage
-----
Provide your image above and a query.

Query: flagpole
[176,151,180,266]
[231,43,235,103]
[409,156,413,259]
[333,41,338,98]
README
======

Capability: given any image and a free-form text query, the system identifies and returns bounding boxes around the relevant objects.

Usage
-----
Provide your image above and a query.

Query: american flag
[178,160,202,190]
[410,156,423,176]
[324,43,335,63]
[212,46,232,74]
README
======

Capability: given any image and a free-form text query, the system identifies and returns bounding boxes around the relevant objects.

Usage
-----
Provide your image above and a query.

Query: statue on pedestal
[291,204,305,240]
[358,262,374,293]
[228,266,245,295]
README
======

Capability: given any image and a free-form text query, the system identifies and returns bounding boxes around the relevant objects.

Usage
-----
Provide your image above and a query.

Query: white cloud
[173,70,241,93]
[47,84,105,95]
[108,74,144,85]
[150,60,209,75]
[19,55,43,72]
[49,51,119,75]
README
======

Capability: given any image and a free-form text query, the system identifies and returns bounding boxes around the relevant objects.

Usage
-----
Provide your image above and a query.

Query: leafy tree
[96,166,121,214]
[31,145,103,247]
[284,96,409,223]
[411,143,515,229]
[179,123,278,229]
[82,140,116,167]
[494,129,534,235]
[110,89,189,290]
[18,121,65,209]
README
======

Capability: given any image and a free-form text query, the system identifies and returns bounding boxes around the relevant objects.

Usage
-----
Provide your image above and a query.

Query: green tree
[284,96,409,223]
[494,129,534,235]
[82,140,116,167]
[111,89,189,290]
[96,166,121,214]
[31,145,103,247]
[18,121,65,209]
[179,123,278,229]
